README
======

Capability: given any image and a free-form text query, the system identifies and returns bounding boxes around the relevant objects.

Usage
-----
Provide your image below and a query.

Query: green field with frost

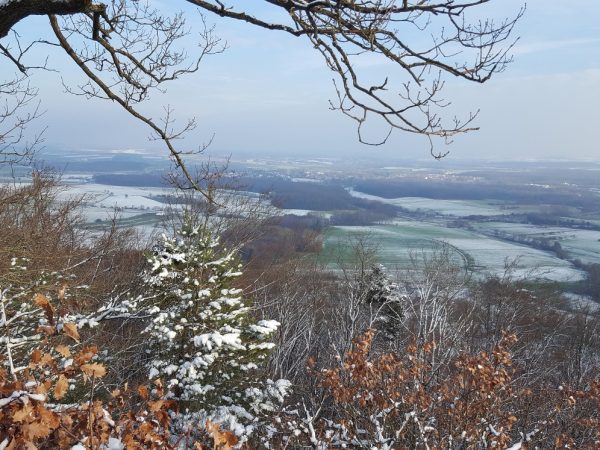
[320,222,585,282]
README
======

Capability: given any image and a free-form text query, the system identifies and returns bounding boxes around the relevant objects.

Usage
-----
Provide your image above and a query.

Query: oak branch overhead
[0,0,523,189]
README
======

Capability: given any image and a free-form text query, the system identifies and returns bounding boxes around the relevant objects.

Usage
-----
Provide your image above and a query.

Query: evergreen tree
[363,264,405,335]
[122,222,289,436]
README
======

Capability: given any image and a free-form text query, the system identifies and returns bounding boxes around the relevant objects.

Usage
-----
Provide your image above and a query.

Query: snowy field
[321,222,585,282]
[58,183,172,210]
[347,189,513,217]
[278,209,332,218]
[475,222,600,264]
[79,206,148,222]
[562,292,600,313]
[7,179,598,279]
[57,182,267,221]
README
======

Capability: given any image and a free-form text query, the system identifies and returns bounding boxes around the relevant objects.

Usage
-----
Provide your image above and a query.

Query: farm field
[474,222,600,264]
[319,221,585,282]
[57,182,595,282]
[55,183,171,237]
[6,163,598,285]
[278,209,333,218]
[70,183,333,243]
[58,183,172,209]
[346,189,531,216]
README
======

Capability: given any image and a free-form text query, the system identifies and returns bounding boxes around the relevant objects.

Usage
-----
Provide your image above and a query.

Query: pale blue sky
[2,1,599,161]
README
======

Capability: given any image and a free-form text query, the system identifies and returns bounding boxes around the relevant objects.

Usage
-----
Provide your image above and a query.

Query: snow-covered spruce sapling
[138,223,289,433]
[363,264,405,336]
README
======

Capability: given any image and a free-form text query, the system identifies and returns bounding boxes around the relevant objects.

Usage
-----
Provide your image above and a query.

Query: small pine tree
[363,264,405,335]
[132,223,289,436]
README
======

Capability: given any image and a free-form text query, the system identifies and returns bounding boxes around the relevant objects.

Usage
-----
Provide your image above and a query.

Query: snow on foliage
[123,222,290,440]
[0,258,83,376]
[363,264,405,335]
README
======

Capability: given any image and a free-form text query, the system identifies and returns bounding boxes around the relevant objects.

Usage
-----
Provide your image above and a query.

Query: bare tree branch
[186,0,524,152]
[0,0,523,172]
[0,76,43,167]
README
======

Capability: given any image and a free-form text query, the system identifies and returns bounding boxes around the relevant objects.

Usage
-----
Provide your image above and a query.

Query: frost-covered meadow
[328,188,600,281]
[60,182,591,283]
[347,188,518,217]
[321,222,585,282]
[474,222,600,264]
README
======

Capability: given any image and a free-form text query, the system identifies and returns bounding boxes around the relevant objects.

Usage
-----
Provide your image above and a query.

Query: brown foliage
[0,173,144,309]
[275,329,600,449]
[0,324,239,449]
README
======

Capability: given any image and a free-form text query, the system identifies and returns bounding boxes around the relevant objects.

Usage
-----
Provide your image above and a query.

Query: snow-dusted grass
[562,292,600,313]
[321,222,585,282]
[278,209,332,218]
[347,189,513,217]
[475,222,600,264]
[59,183,171,209]
[58,183,267,224]
[79,206,144,222]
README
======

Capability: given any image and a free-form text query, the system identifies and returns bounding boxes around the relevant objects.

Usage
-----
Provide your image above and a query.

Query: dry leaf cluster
[270,330,600,449]
[0,321,239,449]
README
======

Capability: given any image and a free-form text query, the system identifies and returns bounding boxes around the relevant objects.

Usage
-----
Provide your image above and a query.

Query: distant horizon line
[35,145,600,165]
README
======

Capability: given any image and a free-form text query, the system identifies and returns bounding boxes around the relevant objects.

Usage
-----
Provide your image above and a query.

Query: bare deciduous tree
[1,0,225,196]
[0,77,41,166]
[189,0,523,154]
[0,0,523,182]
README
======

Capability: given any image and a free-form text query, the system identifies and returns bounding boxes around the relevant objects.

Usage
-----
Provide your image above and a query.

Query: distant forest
[352,179,600,210]
[94,171,600,212]
[94,173,399,224]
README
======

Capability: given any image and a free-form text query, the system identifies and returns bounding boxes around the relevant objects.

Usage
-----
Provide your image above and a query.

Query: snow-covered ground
[562,292,600,313]
[324,222,586,282]
[57,183,267,220]
[58,183,171,210]
[278,209,332,218]
[347,189,512,217]
[475,222,600,264]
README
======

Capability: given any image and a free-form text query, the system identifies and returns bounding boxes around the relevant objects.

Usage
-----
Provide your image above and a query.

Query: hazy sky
[2,1,600,162]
